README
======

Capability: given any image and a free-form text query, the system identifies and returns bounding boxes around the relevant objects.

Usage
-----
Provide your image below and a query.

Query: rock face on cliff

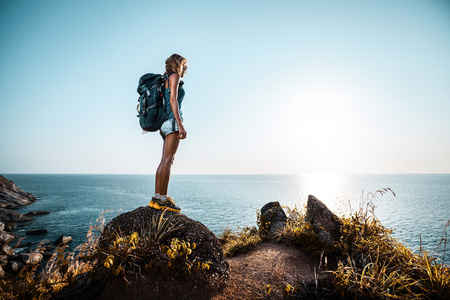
[0,175,36,229]
[0,175,36,209]
[306,195,342,248]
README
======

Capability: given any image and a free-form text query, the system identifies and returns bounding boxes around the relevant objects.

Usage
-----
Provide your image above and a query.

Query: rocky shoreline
[0,175,72,276]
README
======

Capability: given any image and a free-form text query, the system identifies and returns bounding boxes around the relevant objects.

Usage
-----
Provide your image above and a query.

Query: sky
[1,0,449,175]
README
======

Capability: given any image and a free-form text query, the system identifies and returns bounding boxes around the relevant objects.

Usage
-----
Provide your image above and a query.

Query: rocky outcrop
[104,206,229,279]
[0,175,36,208]
[306,195,342,248]
[0,176,37,248]
[59,206,231,300]
[0,208,33,223]
[0,175,48,278]
[260,202,287,239]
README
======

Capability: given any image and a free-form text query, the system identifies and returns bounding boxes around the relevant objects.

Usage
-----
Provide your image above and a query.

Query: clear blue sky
[1,0,449,174]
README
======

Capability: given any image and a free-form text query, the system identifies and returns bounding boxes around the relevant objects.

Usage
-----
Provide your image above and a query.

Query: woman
[149,54,188,212]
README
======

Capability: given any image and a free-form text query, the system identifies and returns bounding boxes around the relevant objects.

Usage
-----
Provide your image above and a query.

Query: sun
[288,81,358,172]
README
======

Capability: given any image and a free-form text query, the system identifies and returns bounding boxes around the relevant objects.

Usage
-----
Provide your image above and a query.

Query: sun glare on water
[286,174,351,215]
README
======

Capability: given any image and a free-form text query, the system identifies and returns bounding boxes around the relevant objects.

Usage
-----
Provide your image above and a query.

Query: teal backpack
[136,73,169,132]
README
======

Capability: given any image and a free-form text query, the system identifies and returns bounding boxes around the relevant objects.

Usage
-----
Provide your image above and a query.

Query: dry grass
[0,210,209,299]
[219,189,449,299]
[333,189,450,299]
[218,225,261,258]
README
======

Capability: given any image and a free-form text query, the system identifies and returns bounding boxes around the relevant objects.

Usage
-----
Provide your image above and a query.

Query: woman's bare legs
[154,137,166,195]
[155,133,180,195]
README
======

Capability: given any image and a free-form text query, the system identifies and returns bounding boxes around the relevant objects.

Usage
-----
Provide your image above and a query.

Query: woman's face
[180,62,188,77]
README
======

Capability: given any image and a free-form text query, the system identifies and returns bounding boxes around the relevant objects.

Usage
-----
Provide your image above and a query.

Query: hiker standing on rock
[149,54,188,212]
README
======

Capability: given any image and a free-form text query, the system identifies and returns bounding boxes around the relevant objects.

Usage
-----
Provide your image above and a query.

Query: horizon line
[2,172,450,176]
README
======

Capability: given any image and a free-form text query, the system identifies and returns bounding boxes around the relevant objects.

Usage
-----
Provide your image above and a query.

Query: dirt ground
[213,243,324,300]
[95,243,325,300]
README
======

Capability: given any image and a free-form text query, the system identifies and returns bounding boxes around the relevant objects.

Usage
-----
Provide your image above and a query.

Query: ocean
[4,174,450,263]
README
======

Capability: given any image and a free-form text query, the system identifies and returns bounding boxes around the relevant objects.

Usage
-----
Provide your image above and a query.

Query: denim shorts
[159,118,181,138]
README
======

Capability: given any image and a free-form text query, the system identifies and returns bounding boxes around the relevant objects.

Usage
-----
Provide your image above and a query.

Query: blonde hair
[165,54,187,75]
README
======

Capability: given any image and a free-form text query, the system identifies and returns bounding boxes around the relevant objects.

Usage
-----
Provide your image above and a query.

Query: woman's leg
[155,137,166,195]
[156,133,180,195]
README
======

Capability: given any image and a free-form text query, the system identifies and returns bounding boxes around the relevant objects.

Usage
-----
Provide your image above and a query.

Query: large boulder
[68,206,230,300]
[103,206,229,278]
[0,175,37,208]
[259,202,287,239]
[306,195,342,247]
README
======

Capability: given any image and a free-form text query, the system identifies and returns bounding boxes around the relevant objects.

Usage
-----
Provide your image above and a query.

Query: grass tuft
[219,225,261,258]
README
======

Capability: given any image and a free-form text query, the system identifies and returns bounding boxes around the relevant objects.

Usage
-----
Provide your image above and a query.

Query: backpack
[136,73,170,132]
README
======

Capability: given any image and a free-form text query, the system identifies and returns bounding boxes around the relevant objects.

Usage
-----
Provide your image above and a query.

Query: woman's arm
[168,73,187,139]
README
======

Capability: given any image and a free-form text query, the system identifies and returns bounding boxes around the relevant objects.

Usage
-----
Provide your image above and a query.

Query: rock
[260,202,287,238]
[103,206,229,279]
[0,222,4,231]
[52,207,229,300]
[0,265,4,276]
[7,260,19,273]
[54,235,73,246]
[0,175,37,208]
[26,229,48,235]
[43,251,53,259]
[306,195,342,246]
[24,211,51,216]
[5,223,16,231]
[19,252,43,265]
[2,244,14,255]
[0,254,8,264]
[16,241,35,248]
[0,208,34,223]
[0,231,16,243]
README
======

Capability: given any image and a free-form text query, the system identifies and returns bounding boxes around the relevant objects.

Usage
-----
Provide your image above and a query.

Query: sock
[154,193,160,199]
[160,195,168,200]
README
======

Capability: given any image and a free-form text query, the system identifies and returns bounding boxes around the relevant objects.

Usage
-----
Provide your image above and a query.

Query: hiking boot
[148,196,158,208]
[153,196,181,212]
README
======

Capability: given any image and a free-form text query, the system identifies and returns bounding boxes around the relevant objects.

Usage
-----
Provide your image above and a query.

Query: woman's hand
[178,124,187,139]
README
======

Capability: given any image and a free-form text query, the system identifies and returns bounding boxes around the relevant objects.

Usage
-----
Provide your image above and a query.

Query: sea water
[5,174,450,262]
